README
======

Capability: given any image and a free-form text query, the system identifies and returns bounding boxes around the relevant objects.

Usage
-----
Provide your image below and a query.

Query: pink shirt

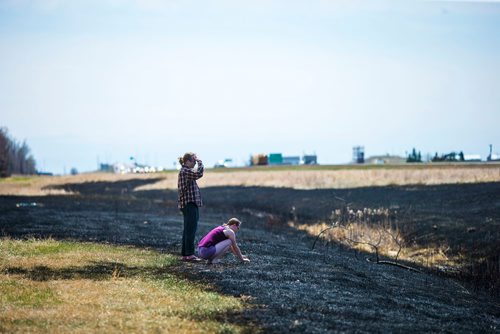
[198,226,227,248]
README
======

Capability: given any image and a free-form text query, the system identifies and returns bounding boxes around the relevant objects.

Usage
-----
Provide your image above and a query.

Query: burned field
[1,175,499,332]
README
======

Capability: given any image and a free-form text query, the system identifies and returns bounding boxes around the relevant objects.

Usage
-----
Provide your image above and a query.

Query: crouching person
[198,218,250,264]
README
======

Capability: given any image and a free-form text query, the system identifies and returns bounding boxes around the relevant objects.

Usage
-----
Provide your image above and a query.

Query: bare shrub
[294,205,428,272]
[295,203,500,292]
[305,206,401,256]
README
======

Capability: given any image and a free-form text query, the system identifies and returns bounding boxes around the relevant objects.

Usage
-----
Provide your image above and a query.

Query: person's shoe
[207,258,221,265]
[182,255,202,262]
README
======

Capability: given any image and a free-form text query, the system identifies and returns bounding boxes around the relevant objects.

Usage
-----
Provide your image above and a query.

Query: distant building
[489,154,500,161]
[463,154,481,162]
[251,154,268,166]
[214,158,234,168]
[366,155,406,164]
[249,153,318,166]
[268,153,283,165]
[303,154,317,165]
[282,156,300,165]
[104,161,165,174]
[113,163,135,174]
[99,163,114,172]
[353,146,365,164]
[487,144,500,162]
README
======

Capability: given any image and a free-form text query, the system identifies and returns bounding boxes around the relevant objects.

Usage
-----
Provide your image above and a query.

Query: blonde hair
[178,152,195,165]
[225,218,242,227]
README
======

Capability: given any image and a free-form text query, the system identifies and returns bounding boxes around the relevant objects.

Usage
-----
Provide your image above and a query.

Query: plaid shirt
[177,161,204,209]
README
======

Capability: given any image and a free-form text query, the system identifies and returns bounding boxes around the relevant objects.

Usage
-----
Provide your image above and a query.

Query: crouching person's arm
[224,229,250,263]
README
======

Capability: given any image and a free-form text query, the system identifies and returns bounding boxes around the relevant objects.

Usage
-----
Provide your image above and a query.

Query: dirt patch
[1,178,499,332]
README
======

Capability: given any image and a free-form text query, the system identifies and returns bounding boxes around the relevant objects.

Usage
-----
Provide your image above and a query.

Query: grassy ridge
[0,238,253,334]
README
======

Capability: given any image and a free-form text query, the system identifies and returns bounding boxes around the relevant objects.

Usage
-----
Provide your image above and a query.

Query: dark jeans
[181,202,199,256]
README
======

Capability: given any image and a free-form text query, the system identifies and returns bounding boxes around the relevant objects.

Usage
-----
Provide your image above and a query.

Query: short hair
[226,218,241,227]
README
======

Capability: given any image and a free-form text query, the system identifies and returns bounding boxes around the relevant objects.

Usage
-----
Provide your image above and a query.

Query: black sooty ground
[1,179,499,333]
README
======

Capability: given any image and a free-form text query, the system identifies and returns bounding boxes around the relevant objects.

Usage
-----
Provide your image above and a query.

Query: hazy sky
[1,0,499,173]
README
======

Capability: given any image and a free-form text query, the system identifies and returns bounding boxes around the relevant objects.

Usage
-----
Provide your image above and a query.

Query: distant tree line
[0,127,37,177]
[432,151,464,162]
[407,148,422,163]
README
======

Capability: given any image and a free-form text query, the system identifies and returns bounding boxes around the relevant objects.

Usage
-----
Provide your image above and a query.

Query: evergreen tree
[407,148,422,163]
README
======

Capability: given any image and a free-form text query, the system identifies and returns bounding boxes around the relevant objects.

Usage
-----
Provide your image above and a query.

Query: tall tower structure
[353,146,365,164]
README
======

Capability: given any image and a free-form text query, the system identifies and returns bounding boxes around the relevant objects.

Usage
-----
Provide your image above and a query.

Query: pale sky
[1,0,499,174]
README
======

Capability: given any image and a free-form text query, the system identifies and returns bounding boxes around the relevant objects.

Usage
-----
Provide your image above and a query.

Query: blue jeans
[181,202,199,256]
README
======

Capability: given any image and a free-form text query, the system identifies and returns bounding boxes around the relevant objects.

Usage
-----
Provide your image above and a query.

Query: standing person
[178,152,204,262]
[198,218,250,265]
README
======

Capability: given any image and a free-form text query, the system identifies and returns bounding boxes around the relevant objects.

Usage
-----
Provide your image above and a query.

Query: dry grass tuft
[290,206,457,270]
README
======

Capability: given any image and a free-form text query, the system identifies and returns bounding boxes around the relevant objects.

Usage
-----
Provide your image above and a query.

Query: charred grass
[2,170,498,295]
[199,182,500,297]
[1,168,499,332]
